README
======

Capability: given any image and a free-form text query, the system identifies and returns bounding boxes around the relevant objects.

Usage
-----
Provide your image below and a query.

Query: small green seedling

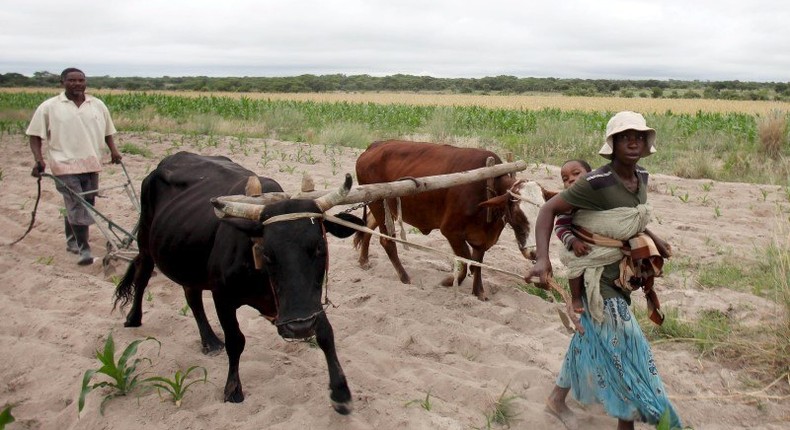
[405,390,433,411]
[678,193,690,203]
[78,333,160,414]
[145,366,208,407]
[146,291,154,302]
[178,303,190,316]
[0,404,15,430]
[36,256,54,265]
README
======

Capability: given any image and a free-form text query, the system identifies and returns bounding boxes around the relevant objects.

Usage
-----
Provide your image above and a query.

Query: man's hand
[110,151,123,164]
[31,160,45,177]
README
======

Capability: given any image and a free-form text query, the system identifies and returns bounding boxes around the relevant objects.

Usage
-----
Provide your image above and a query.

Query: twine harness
[257,182,574,331]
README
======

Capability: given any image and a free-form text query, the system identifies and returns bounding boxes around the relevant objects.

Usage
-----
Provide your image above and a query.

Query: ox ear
[478,193,509,209]
[324,213,364,238]
[541,186,559,202]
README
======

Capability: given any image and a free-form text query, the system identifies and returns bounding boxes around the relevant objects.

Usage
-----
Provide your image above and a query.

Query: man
[26,67,123,265]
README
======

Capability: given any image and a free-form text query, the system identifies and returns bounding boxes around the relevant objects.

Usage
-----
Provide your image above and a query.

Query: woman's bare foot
[545,387,578,430]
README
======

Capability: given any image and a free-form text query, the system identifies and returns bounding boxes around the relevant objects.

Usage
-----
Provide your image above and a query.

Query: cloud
[1,0,788,81]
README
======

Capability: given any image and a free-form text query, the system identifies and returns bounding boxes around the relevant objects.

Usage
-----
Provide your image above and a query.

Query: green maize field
[1,90,788,185]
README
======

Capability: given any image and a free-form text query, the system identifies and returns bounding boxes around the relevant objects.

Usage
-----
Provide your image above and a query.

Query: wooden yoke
[485,156,495,222]
[217,161,528,211]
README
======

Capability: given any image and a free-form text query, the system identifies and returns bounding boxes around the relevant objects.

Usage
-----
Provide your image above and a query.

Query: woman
[526,111,681,430]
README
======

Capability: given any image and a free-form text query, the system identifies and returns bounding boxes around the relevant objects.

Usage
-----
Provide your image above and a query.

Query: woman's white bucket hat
[599,111,657,159]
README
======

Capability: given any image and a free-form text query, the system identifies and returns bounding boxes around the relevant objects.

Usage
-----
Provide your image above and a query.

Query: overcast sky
[2,0,788,82]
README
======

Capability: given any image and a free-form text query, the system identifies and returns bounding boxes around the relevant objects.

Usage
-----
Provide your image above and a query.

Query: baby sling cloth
[560,204,666,325]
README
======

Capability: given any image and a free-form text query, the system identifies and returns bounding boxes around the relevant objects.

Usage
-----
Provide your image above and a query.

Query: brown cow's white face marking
[509,180,545,250]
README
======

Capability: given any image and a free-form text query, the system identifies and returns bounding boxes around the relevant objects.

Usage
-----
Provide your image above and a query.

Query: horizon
[3,69,785,84]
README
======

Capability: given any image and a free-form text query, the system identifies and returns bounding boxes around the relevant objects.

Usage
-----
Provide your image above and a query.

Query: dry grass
[757,109,788,159]
[645,225,790,402]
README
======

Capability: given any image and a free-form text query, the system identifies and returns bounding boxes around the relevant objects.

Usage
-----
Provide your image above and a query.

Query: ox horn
[211,193,290,220]
[211,198,265,220]
[314,174,352,212]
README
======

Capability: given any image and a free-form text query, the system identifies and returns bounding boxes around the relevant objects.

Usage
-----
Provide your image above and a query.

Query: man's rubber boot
[73,225,94,266]
[65,219,79,254]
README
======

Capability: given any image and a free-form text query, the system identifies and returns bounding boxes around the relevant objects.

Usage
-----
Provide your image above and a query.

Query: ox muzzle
[275,309,324,339]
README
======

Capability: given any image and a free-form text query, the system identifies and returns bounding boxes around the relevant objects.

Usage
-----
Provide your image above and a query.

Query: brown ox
[354,140,544,300]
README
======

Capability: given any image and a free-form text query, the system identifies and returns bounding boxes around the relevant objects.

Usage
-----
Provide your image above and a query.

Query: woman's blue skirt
[556,297,682,427]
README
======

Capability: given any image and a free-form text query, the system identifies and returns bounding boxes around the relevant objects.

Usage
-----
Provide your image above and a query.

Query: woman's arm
[525,194,575,283]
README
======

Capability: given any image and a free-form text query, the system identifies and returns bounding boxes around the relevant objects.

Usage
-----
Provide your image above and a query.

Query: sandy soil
[1,131,788,430]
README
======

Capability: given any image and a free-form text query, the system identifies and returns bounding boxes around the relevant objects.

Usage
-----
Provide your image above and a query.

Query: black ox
[113,151,360,413]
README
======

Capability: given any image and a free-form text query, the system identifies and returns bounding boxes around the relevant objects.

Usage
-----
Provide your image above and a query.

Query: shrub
[119,142,153,158]
[757,110,788,159]
[317,122,371,149]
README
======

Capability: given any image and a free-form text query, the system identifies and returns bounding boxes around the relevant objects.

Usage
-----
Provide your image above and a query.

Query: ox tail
[112,254,153,311]
[352,204,369,249]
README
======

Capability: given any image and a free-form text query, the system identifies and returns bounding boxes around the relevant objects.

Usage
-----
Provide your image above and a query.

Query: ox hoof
[224,388,244,403]
[359,261,372,270]
[440,276,455,287]
[123,319,142,328]
[202,341,225,356]
[332,400,353,415]
[476,294,489,302]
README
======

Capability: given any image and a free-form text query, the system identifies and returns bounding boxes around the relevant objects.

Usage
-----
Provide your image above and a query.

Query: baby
[554,159,592,314]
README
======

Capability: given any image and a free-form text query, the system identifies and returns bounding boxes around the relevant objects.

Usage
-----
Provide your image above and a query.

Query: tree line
[2,71,788,101]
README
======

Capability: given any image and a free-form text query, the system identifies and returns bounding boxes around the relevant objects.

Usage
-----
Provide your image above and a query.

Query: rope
[260,211,526,279]
[323,212,575,330]
[3,175,42,246]
[323,212,539,282]
[254,210,577,332]
[507,189,543,208]
[261,211,334,326]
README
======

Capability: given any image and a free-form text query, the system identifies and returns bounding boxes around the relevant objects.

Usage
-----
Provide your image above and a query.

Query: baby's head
[560,159,592,189]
